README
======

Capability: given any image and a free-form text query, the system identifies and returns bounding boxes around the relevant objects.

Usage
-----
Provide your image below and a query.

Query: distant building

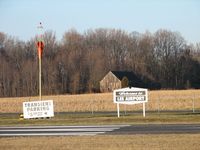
[100,71,144,92]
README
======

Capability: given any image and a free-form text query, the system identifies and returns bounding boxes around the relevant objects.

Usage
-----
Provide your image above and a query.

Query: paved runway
[108,124,200,135]
[0,125,128,136]
[0,124,200,137]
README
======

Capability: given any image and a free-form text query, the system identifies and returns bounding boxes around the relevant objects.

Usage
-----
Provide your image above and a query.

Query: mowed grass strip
[1,112,200,126]
[1,134,200,150]
[0,89,200,113]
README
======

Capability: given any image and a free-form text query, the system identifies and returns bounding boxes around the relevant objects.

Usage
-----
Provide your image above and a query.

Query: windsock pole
[37,22,44,101]
[39,51,42,100]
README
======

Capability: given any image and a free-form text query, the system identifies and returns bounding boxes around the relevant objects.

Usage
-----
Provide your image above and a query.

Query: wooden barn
[100,71,144,92]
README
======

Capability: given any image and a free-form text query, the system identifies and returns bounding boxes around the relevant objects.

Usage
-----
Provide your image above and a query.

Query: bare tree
[0,28,200,97]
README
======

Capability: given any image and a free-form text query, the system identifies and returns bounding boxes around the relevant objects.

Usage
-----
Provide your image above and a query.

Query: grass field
[1,112,200,126]
[0,89,200,126]
[0,90,200,113]
[1,134,200,150]
[1,90,200,150]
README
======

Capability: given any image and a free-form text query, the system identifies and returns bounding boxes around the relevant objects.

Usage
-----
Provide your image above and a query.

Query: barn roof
[100,71,161,89]
[111,71,146,87]
[111,71,139,81]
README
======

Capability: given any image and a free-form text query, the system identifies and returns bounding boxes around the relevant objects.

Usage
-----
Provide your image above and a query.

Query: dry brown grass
[1,134,200,150]
[0,90,200,113]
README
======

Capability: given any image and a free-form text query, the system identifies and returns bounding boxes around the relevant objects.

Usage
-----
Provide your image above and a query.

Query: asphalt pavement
[0,124,200,137]
[108,124,200,135]
[0,125,127,136]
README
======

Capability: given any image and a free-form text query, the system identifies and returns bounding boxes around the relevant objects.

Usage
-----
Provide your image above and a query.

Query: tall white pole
[39,57,42,100]
[37,22,43,101]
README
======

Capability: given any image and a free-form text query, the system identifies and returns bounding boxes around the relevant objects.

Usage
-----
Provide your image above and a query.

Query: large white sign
[23,100,54,119]
[113,87,148,104]
[113,87,148,117]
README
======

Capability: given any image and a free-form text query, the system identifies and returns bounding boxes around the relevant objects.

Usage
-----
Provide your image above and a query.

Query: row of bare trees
[0,29,200,97]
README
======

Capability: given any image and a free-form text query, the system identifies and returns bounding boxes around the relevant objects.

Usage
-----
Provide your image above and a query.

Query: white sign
[113,87,148,117]
[114,87,148,104]
[23,100,54,119]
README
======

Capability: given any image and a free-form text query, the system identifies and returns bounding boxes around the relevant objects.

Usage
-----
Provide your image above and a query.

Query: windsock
[37,41,44,59]
[36,22,44,59]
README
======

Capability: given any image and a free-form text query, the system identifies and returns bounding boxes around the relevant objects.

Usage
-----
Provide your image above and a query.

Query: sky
[0,0,200,44]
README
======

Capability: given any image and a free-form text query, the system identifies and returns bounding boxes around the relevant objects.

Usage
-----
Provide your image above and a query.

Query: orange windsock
[37,41,44,59]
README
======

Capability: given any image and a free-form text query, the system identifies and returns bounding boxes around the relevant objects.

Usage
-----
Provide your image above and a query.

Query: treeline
[0,29,200,97]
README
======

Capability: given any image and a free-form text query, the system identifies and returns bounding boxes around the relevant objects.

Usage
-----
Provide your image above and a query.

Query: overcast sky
[0,0,199,44]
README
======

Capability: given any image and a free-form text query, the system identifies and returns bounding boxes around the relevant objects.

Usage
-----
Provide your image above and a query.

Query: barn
[100,71,144,92]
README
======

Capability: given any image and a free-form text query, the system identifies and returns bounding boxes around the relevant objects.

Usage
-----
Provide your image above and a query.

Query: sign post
[113,87,148,118]
[117,103,120,118]
[143,102,145,117]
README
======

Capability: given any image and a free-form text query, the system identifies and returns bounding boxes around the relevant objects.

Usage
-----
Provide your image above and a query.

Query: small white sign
[113,87,148,117]
[23,100,54,119]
